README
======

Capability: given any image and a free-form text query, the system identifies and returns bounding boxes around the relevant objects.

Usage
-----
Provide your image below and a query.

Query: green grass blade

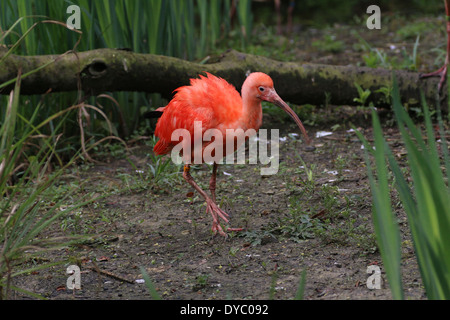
[147,0,163,54]
[357,76,450,299]
[391,83,450,298]
[354,109,404,300]
[139,266,162,300]
[370,108,404,299]
[294,269,307,300]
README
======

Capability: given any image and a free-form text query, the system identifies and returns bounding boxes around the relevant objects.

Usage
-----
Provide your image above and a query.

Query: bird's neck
[241,92,263,131]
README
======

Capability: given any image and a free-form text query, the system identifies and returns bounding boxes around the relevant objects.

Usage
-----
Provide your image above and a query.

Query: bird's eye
[258,86,265,92]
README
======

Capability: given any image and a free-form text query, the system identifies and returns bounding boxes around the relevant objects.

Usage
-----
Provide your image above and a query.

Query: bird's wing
[153,73,242,155]
[153,95,215,155]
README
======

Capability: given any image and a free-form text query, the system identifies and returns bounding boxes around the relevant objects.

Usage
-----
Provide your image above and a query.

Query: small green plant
[375,85,392,105]
[228,246,240,257]
[353,83,372,106]
[184,273,211,291]
[334,155,346,176]
[148,156,177,181]
[396,21,432,40]
[312,34,345,53]
[139,266,161,300]
[355,29,420,71]
[318,184,340,213]
[267,195,322,242]
[145,136,183,187]
[240,230,277,246]
[353,83,375,118]
[401,35,420,71]
[362,48,390,69]
[293,157,316,193]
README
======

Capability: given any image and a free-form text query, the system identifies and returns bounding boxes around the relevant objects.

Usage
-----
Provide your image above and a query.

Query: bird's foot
[211,221,228,237]
[211,223,244,237]
[206,199,229,237]
[420,64,448,92]
[226,227,244,232]
[206,199,243,237]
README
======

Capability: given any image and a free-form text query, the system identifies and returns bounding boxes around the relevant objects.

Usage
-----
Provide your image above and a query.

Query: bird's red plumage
[153,73,243,156]
[150,71,310,236]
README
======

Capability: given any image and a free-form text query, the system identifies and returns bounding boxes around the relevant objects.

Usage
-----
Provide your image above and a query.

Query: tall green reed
[0,19,111,299]
[0,70,101,299]
[236,0,252,49]
[356,78,450,299]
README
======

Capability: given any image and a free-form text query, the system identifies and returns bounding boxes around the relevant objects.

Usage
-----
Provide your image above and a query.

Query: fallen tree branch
[86,261,135,284]
[0,47,445,108]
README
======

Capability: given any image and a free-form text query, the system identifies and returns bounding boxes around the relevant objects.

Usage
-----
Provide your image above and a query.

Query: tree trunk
[0,47,446,109]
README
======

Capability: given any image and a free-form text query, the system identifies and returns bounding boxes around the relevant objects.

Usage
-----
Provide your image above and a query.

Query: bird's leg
[183,164,229,236]
[209,163,218,202]
[420,0,450,91]
[208,163,243,233]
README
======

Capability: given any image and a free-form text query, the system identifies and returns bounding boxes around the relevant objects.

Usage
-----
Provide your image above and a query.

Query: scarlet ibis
[153,72,310,236]
[420,0,450,91]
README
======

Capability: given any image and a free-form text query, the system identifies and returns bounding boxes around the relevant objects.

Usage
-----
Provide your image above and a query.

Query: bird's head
[245,72,311,145]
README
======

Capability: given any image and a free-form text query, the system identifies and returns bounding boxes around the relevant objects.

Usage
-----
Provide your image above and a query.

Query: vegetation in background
[0,0,253,154]
[0,18,107,299]
[0,70,100,299]
[252,0,441,27]
[312,35,345,53]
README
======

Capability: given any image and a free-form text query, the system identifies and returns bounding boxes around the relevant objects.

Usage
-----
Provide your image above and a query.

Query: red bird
[153,72,310,236]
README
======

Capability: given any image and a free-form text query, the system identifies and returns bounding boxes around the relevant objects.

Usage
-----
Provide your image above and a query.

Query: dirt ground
[10,116,426,300]
[8,14,444,300]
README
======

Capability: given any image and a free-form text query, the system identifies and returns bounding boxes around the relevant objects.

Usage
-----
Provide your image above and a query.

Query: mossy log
[0,48,445,108]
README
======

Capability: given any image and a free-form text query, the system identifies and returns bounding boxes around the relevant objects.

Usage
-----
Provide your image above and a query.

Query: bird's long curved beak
[266,90,311,145]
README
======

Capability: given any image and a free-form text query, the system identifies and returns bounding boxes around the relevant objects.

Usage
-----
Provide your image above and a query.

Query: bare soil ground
[10,116,426,300]
[9,14,445,300]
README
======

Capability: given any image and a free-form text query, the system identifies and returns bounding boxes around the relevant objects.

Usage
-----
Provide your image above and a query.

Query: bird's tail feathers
[153,139,172,155]
[143,106,166,119]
